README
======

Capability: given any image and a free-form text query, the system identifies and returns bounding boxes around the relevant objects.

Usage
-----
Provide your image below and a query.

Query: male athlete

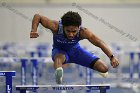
[30,11,119,84]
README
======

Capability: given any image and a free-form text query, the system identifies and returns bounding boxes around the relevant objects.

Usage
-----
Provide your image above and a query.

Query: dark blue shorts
[52,46,99,69]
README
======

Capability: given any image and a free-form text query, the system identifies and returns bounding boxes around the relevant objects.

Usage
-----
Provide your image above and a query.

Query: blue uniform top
[52,20,99,68]
[52,20,82,50]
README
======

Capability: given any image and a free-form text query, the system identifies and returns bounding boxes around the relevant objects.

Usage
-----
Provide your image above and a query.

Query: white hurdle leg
[138,52,140,78]
[20,59,28,85]
[86,68,92,93]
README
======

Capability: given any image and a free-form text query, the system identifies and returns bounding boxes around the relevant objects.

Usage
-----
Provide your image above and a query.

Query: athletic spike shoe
[55,67,63,84]
[99,72,109,78]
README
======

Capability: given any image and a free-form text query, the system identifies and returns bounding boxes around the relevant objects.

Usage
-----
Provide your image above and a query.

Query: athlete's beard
[63,27,79,40]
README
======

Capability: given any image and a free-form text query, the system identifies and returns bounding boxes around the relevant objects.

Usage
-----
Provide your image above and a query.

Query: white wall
[0,4,140,46]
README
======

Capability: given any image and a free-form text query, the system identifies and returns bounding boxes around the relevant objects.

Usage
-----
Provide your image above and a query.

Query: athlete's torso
[52,20,82,50]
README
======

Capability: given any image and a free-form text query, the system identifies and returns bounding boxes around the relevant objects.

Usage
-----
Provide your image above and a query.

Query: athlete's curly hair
[61,11,82,27]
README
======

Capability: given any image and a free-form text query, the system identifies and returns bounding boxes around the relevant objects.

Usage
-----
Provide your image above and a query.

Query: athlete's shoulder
[79,27,92,39]
[51,20,59,33]
[80,27,89,39]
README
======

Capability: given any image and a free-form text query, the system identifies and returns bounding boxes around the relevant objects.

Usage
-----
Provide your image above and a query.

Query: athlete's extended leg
[54,53,66,84]
[92,59,109,77]
[54,53,66,69]
[67,46,109,78]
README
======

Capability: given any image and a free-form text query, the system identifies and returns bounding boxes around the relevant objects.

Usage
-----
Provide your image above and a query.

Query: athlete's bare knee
[101,66,108,73]
[54,54,66,69]
[93,60,108,73]
[54,53,65,58]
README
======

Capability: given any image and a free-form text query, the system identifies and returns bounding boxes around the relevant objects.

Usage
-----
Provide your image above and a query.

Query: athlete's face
[64,26,80,39]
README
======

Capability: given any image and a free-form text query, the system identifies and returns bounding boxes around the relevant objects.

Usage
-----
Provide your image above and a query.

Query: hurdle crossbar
[0,57,53,63]
[16,84,110,93]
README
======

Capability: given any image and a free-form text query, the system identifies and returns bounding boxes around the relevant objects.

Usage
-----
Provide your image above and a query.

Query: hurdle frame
[16,84,110,93]
[0,71,16,93]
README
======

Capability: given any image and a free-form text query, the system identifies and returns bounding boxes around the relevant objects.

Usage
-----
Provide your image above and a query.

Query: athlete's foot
[55,67,63,84]
[99,72,109,78]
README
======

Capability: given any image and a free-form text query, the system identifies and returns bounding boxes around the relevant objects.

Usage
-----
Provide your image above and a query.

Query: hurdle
[0,71,16,93]
[20,58,28,85]
[86,68,92,93]
[30,59,38,85]
[129,52,135,79]
[16,84,110,93]
[138,52,140,78]
[0,57,52,84]
[128,51,140,79]
[20,57,52,85]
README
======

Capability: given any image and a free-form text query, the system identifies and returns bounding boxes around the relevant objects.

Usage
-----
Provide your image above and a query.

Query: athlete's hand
[110,56,119,68]
[30,31,39,38]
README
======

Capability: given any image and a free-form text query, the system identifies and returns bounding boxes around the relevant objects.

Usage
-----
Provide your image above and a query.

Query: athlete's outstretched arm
[30,14,58,38]
[80,28,119,68]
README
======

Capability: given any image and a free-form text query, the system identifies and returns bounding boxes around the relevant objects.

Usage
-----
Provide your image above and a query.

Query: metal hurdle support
[128,51,140,79]
[20,57,52,85]
[30,59,38,85]
[138,52,140,78]
[129,52,135,79]
[20,59,28,85]
[86,68,92,93]
[16,84,110,93]
[0,71,16,93]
